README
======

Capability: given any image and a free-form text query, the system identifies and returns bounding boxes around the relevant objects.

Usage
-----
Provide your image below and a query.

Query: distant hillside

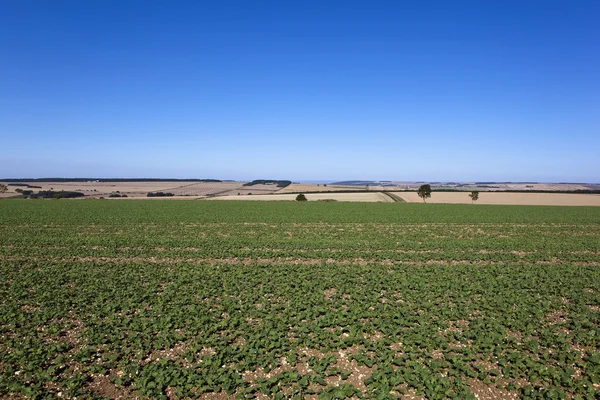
[1,178,222,183]
[333,181,374,186]
[243,180,291,188]
[333,180,397,187]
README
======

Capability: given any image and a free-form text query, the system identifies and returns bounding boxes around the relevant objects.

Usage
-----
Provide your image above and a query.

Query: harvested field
[217,184,288,197]
[490,182,592,191]
[239,183,286,192]
[330,181,598,192]
[396,191,600,206]
[0,181,249,199]
[164,182,244,197]
[209,192,394,202]
[276,184,368,193]
[1,180,182,197]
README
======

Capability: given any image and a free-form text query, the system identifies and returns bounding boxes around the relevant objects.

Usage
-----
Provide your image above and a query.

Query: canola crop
[1,200,599,399]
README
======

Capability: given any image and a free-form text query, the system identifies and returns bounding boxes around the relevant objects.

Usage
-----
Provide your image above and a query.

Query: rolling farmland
[210,192,396,202]
[395,192,600,206]
[165,182,246,197]
[1,201,599,399]
[0,181,284,199]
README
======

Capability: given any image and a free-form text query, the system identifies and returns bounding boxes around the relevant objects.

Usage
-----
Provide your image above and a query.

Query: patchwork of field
[165,182,246,197]
[277,184,368,194]
[332,182,597,192]
[4,182,599,206]
[1,181,182,197]
[217,183,290,197]
[396,192,600,206]
[210,192,395,202]
[211,191,600,206]
[0,181,253,198]
[1,201,599,400]
[493,183,593,191]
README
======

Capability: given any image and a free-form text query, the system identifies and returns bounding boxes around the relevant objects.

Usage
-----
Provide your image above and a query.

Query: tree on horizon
[469,190,480,204]
[417,184,431,203]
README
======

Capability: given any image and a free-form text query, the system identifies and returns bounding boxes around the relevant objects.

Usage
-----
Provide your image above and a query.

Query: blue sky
[1,1,598,182]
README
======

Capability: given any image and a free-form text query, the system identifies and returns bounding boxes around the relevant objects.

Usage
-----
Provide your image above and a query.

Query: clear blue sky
[1,1,598,182]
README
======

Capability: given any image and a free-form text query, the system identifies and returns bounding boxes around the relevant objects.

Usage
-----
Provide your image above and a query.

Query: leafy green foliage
[147,192,174,197]
[469,191,480,203]
[0,201,599,399]
[418,184,432,202]
[25,190,85,199]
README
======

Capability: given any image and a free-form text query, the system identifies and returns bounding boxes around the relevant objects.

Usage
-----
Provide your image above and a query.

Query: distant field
[277,184,367,193]
[397,192,600,206]
[1,201,599,399]
[211,191,600,206]
[210,192,395,202]
[3,181,599,206]
[330,182,596,192]
[0,181,252,199]
[165,182,245,197]
[0,181,181,197]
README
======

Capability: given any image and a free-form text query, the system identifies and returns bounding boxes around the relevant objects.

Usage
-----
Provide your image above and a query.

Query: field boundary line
[383,192,405,203]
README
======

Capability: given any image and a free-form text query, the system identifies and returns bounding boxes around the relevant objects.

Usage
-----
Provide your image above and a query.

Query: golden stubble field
[210,192,395,202]
[2,181,599,206]
[0,181,255,199]
[1,181,186,197]
[277,184,368,193]
[396,191,600,206]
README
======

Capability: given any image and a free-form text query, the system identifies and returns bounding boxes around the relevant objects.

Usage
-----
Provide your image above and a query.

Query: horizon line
[1,177,599,185]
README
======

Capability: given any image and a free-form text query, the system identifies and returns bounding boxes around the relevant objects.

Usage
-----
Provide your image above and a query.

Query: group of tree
[2,186,77,198]
[1,185,85,199]
[7,183,41,188]
[28,190,85,199]
[417,184,479,204]
[147,192,175,197]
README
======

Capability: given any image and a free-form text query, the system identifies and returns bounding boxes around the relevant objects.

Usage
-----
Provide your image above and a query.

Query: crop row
[1,201,599,399]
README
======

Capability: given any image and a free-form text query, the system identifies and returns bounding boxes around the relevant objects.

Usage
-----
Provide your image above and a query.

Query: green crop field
[1,200,599,400]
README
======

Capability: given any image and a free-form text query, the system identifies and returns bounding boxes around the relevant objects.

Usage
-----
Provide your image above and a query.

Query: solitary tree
[0,184,7,193]
[469,190,479,204]
[417,184,432,203]
[296,193,307,202]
